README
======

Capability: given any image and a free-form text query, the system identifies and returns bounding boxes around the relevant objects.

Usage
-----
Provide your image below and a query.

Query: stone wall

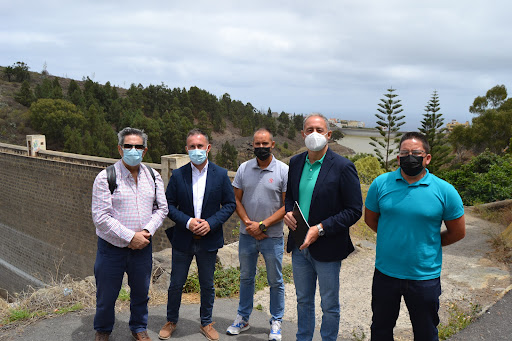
[0,142,239,296]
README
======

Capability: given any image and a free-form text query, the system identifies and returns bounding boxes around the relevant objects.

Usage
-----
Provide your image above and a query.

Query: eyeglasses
[123,144,145,150]
[399,150,425,157]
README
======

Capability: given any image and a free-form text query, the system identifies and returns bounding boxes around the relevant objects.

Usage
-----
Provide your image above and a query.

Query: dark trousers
[371,268,441,341]
[94,237,152,334]
[166,240,218,326]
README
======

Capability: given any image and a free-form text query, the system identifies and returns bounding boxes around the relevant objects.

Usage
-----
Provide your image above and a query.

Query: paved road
[3,298,327,341]
[448,289,512,341]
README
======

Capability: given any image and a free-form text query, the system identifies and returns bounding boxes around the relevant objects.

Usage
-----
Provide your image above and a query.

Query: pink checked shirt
[91,160,169,247]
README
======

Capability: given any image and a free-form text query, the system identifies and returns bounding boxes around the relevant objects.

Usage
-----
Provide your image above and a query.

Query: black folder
[291,201,310,246]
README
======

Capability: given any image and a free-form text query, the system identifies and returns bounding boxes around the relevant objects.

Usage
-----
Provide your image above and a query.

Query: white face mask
[305,132,328,151]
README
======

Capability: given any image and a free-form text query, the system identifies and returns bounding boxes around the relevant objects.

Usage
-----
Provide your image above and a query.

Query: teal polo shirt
[365,169,464,280]
[298,153,326,222]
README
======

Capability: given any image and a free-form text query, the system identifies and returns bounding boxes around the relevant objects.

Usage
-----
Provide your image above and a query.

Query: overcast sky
[1,0,510,130]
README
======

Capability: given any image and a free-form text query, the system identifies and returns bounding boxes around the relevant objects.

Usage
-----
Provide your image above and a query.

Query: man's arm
[142,170,169,235]
[320,162,363,235]
[364,207,380,233]
[441,215,466,246]
[91,171,135,246]
[165,172,193,227]
[204,170,236,231]
[234,187,267,240]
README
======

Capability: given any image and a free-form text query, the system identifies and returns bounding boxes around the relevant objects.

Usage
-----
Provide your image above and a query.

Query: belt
[192,235,202,240]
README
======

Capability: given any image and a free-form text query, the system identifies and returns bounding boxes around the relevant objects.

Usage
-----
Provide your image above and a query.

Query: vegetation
[449,85,512,156]
[438,301,480,340]
[369,87,405,171]
[419,91,452,173]
[354,156,385,185]
[438,151,512,205]
[183,263,294,298]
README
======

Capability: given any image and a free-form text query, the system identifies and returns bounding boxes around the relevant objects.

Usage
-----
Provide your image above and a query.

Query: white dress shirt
[186,161,209,229]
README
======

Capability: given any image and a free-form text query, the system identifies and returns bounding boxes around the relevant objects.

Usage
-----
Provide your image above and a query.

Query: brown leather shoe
[132,330,152,340]
[158,321,177,340]
[94,331,110,341]
[200,322,219,341]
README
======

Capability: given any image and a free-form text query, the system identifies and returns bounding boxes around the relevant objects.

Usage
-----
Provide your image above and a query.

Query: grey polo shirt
[232,156,288,238]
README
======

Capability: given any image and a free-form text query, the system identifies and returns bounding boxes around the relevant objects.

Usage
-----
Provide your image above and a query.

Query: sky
[1,0,511,130]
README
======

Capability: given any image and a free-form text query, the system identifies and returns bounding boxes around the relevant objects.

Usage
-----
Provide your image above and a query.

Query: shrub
[354,156,386,185]
[438,150,512,205]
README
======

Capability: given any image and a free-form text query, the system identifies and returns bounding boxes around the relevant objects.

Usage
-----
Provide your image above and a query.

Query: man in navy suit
[159,129,236,341]
[284,114,363,341]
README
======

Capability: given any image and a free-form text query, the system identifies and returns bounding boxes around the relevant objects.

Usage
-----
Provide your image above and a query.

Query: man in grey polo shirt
[226,128,288,341]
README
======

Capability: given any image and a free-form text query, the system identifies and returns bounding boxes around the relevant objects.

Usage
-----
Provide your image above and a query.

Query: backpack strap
[145,165,159,209]
[106,165,117,195]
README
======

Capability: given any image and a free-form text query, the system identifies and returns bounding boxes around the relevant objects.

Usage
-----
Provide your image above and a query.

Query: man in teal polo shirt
[365,131,466,341]
[284,114,363,341]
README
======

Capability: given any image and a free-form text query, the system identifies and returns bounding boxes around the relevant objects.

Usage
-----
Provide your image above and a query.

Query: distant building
[347,120,365,128]
[446,119,470,132]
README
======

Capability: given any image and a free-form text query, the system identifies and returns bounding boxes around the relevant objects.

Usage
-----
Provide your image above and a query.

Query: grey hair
[303,113,330,130]
[187,128,209,143]
[118,127,148,147]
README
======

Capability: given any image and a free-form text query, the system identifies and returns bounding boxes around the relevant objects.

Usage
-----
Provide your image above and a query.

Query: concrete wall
[0,141,239,296]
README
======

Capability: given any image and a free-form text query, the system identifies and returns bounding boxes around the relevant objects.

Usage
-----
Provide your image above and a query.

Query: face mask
[305,132,328,152]
[400,155,424,176]
[189,148,208,165]
[254,147,271,161]
[123,148,143,166]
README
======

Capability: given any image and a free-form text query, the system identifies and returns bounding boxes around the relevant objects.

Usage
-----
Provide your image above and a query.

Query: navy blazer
[165,161,236,252]
[285,148,363,262]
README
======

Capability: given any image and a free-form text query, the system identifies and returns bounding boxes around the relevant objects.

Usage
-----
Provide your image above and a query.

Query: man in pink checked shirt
[91,127,168,341]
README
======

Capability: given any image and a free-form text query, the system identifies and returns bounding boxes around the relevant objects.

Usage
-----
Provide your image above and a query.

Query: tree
[331,130,344,142]
[3,66,14,81]
[369,88,405,171]
[11,61,30,82]
[29,99,86,144]
[15,80,35,107]
[486,84,507,109]
[419,91,452,173]
[215,141,238,171]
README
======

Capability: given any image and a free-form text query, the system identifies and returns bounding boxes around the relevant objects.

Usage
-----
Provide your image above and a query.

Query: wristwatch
[259,221,267,232]
[316,224,325,236]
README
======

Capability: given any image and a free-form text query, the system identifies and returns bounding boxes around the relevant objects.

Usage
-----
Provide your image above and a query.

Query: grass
[117,287,130,301]
[351,184,376,243]
[183,263,294,298]
[0,275,96,328]
[438,301,480,340]
[471,204,512,263]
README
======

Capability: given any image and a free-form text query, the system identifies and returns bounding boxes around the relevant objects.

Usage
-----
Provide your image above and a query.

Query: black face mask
[399,155,424,176]
[254,147,271,161]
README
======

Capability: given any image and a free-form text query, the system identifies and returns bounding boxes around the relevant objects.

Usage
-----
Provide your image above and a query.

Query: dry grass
[0,275,96,330]
[471,204,512,263]
[351,184,377,243]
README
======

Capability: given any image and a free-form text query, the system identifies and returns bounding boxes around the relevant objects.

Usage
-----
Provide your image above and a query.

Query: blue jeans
[94,237,152,334]
[371,268,441,341]
[292,247,341,341]
[237,233,285,322]
[166,241,218,326]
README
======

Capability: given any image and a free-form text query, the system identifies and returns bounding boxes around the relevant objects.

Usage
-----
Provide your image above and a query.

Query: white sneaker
[269,320,282,341]
[226,314,250,335]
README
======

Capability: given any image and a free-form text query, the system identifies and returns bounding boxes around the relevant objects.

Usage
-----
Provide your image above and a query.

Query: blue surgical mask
[188,149,208,165]
[123,148,143,166]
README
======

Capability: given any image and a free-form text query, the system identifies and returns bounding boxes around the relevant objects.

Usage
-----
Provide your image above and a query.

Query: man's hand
[195,220,211,236]
[188,218,204,234]
[299,225,320,250]
[245,221,268,240]
[284,211,297,230]
[129,230,151,249]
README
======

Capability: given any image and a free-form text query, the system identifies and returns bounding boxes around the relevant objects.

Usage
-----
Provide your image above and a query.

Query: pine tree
[369,88,406,171]
[419,91,452,173]
[15,80,35,107]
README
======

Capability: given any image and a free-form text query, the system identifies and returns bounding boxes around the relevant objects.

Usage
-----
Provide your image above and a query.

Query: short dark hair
[399,132,430,154]
[118,127,148,147]
[186,128,209,143]
[254,128,273,140]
